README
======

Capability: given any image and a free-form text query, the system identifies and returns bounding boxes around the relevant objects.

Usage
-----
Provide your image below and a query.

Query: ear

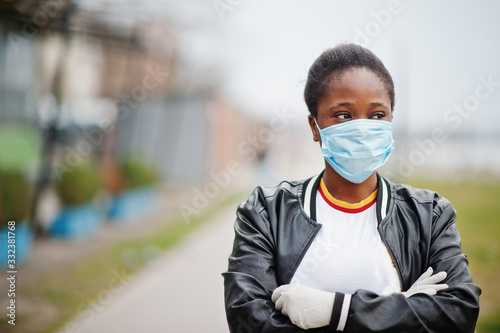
[308,114,320,142]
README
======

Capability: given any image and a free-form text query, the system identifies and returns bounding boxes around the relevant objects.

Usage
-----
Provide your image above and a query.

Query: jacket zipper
[377,176,404,291]
[288,223,322,283]
[378,225,405,291]
[288,173,323,282]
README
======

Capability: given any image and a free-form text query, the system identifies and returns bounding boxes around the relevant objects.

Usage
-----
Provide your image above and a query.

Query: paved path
[64,204,237,333]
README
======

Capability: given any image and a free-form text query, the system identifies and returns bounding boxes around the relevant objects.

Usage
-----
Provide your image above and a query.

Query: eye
[370,112,386,119]
[335,112,352,120]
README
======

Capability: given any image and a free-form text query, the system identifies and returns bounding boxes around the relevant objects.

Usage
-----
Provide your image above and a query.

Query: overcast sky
[72,0,500,175]
[86,0,500,136]
[199,0,499,136]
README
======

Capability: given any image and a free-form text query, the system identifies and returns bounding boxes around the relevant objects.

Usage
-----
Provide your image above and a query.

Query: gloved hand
[402,267,449,298]
[272,284,334,330]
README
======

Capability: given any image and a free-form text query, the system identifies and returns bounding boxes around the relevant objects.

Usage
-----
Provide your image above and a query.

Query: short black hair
[304,43,395,118]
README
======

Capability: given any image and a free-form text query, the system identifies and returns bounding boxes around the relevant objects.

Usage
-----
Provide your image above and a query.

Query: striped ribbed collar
[302,171,391,223]
[318,177,377,214]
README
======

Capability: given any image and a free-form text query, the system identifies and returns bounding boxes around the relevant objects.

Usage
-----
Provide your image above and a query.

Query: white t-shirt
[290,178,401,296]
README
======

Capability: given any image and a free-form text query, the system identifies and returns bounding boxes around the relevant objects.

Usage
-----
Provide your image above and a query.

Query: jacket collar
[376,174,391,222]
[302,171,391,224]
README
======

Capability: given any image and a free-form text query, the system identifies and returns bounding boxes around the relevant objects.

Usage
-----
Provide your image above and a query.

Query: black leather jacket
[223,173,480,332]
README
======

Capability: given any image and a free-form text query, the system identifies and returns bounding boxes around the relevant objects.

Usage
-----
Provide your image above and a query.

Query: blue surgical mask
[315,119,394,184]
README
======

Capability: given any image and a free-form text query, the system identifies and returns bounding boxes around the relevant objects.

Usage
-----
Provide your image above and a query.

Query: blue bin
[0,222,33,268]
[108,187,155,222]
[48,203,102,239]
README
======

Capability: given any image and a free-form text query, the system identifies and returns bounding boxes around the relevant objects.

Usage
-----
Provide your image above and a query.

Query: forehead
[327,67,388,97]
[316,67,392,115]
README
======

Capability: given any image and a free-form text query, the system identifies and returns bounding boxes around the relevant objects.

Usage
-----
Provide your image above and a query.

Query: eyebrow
[329,102,353,110]
[329,102,389,110]
[370,102,389,108]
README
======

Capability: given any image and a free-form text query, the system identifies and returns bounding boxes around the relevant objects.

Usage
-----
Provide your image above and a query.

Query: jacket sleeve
[223,198,336,333]
[344,197,481,333]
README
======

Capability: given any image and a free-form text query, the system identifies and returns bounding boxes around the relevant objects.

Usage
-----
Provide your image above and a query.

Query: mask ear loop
[314,117,321,131]
[314,117,322,145]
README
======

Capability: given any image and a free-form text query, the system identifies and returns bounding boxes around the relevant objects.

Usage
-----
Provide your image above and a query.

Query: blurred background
[0,0,499,332]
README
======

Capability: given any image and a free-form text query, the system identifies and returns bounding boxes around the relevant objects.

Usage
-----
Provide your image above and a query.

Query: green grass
[407,179,500,333]
[3,191,244,333]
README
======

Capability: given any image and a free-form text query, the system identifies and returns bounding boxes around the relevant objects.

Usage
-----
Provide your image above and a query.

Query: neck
[322,163,378,204]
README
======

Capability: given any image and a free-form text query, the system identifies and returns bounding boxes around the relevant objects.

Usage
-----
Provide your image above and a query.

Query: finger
[274,295,284,311]
[415,267,433,283]
[281,298,289,317]
[416,288,437,296]
[290,316,302,328]
[272,285,289,303]
[422,271,447,285]
[414,283,447,292]
[412,283,449,296]
[433,283,449,292]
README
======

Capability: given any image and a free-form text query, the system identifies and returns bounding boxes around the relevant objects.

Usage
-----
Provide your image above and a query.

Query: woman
[223,44,480,332]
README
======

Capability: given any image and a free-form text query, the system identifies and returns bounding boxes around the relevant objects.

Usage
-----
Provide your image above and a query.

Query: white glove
[271,284,334,330]
[402,267,449,298]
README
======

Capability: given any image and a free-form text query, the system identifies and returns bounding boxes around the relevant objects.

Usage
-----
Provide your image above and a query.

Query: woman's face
[309,67,392,141]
